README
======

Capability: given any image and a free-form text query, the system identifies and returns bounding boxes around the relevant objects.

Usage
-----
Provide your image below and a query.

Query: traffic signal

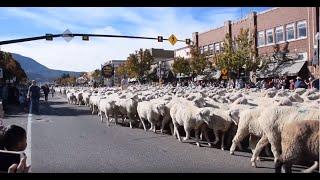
[186,39,191,45]
[82,35,89,41]
[45,34,53,41]
[157,36,163,42]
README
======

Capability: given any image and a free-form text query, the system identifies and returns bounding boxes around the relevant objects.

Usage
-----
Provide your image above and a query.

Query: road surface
[2,95,309,173]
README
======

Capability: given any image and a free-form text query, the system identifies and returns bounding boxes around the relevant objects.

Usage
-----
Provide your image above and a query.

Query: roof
[256,60,307,78]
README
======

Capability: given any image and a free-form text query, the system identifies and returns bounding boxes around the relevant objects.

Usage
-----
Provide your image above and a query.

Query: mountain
[11,53,83,83]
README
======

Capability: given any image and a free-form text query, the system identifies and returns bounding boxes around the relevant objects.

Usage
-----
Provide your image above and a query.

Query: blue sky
[0,7,270,72]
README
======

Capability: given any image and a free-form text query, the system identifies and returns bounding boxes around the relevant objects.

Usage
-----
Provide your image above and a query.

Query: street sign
[62,29,74,42]
[157,36,163,42]
[82,35,89,41]
[186,39,191,45]
[102,64,114,78]
[45,34,53,41]
[222,75,228,80]
[221,68,228,75]
[168,34,177,46]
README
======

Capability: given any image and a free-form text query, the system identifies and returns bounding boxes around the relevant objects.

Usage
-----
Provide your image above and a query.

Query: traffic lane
[30,96,277,173]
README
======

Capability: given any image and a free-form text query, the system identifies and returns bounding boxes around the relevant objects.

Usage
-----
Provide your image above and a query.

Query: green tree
[189,45,209,76]
[0,51,28,83]
[215,29,262,78]
[115,63,127,78]
[172,57,191,76]
[125,48,153,82]
[91,69,101,80]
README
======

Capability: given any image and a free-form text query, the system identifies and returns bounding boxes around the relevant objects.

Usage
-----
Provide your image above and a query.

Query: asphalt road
[2,95,310,173]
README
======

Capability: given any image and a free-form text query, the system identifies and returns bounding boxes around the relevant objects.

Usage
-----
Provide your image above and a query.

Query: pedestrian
[42,84,50,102]
[50,86,55,98]
[289,79,295,90]
[294,76,306,89]
[311,78,319,90]
[0,125,30,173]
[27,80,41,115]
[305,77,313,89]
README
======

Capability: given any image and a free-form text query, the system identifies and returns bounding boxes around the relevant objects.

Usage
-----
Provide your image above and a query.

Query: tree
[215,29,262,78]
[91,69,101,80]
[172,57,191,76]
[189,45,209,76]
[125,48,153,82]
[0,51,28,83]
[115,63,127,78]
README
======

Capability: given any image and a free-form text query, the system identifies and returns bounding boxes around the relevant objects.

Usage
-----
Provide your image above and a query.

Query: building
[149,48,175,79]
[149,48,174,64]
[174,46,191,59]
[101,59,126,86]
[192,7,320,79]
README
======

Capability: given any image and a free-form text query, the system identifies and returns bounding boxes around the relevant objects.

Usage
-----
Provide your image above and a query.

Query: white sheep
[137,100,166,132]
[169,99,209,147]
[250,106,320,167]
[201,108,235,150]
[275,120,319,173]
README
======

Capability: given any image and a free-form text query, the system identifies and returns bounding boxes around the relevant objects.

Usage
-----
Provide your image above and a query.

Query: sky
[0,7,270,72]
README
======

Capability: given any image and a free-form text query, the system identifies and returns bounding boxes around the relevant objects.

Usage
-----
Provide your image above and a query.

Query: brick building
[192,7,320,79]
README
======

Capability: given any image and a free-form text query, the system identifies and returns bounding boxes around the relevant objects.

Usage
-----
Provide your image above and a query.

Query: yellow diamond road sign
[168,34,177,46]
[221,68,228,75]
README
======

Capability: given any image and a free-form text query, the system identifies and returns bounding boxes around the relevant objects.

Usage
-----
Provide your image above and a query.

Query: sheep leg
[152,123,156,133]
[105,113,110,126]
[140,119,147,131]
[201,125,212,147]
[173,123,181,142]
[268,136,281,163]
[92,105,95,115]
[169,122,174,136]
[100,111,103,122]
[195,128,201,147]
[220,132,226,151]
[160,118,167,134]
[251,135,269,167]
[212,129,220,145]
[183,126,191,141]
[114,113,118,125]
[302,161,319,173]
[249,134,260,160]
[230,128,249,155]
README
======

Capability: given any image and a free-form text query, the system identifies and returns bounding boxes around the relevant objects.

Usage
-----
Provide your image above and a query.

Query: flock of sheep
[55,84,319,173]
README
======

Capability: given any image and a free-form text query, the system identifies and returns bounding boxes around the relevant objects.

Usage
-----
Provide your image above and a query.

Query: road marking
[26,101,32,172]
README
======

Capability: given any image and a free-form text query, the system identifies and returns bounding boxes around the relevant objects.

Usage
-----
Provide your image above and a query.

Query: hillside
[11,53,83,82]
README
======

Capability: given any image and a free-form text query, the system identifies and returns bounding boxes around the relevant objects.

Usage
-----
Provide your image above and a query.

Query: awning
[194,75,206,81]
[256,60,307,78]
[176,73,190,78]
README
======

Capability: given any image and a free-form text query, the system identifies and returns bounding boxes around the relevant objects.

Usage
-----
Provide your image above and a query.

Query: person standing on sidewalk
[27,80,40,115]
[41,84,50,103]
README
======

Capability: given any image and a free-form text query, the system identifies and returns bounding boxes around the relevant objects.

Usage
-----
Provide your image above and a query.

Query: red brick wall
[198,26,226,47]
[231,18,250,39]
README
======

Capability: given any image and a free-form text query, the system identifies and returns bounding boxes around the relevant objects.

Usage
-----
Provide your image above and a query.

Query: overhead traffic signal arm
[0,33,190,45]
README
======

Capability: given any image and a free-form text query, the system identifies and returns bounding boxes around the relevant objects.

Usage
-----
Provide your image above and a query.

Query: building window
[257,31,265,46]
[203,45,208,53]
[286,23,295,41]
[275,26,284,43]
[266,29,274,44]
[200,47,204,54]
[214,43,220,53]
[208,44,214,54]
[297,20,307,39]
[220,42,224,52]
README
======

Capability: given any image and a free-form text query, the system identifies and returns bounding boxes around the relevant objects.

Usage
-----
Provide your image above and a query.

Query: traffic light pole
[0,33,190,45]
